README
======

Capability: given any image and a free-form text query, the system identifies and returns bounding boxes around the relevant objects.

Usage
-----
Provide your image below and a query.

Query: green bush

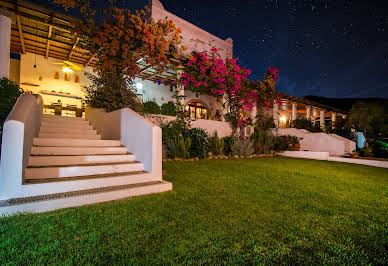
[82,72,142,112]
[185,128,209,159]
[250,128,275,154]
[161,118,190,144]
[231,138,255,156]
[222,136,236,156]
[208,132,224,156]
[161,118,208,158]
[291,117,322,132]
[143,101,161,114]
[161,102,176,116]
[273,135,301,152]
[1,78,24,153]
[166,135,191,159]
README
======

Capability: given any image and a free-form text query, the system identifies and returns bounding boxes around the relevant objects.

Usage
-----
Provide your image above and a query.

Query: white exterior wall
[0,12,12,79]
[150,0,233,59]
[19,53,93,107]
[273,128,355,156]
[9,58,20,84]
[135,77,174,105]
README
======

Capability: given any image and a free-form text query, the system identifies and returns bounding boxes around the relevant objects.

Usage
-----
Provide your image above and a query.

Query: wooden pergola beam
[16,15,26,54]
[84,53,96,66]
[68,37,79,60]
[45,24,52,59]
[143,68,172,80]
[139,65,152,73]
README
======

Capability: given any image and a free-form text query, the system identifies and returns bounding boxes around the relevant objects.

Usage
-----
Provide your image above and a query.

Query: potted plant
[350,150,359,159]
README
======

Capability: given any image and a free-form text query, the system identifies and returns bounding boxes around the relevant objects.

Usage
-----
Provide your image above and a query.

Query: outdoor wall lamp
[136,82,143,90]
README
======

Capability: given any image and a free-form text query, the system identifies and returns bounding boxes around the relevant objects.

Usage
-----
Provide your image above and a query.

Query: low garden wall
[273,128,355,156]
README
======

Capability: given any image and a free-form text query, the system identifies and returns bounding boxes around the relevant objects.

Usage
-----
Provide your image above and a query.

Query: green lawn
[1,157,387,264]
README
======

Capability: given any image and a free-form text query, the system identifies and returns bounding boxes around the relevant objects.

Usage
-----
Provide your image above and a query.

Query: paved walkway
[281,151,388,169]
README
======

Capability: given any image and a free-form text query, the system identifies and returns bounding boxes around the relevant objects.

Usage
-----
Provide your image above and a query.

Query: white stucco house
[0,0,357,215]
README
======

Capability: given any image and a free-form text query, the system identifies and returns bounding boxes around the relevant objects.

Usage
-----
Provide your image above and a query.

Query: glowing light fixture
[62,66,73,73]
[280,115,287,123]
[136,82,143,90]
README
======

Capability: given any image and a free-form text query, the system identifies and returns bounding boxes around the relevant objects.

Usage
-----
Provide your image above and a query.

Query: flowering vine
[179,47,279,129]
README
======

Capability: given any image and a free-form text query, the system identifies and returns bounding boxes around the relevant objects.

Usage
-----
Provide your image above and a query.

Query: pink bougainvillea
[178,48,279,128]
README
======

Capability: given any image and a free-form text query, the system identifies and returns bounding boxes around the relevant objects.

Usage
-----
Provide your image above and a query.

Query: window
[54,72,59,79]
[184,101,209,119]
[74,74,80,83]
[64,73,70,81]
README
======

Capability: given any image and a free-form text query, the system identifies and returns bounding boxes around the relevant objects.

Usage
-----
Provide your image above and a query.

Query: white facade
[150,0,233,59]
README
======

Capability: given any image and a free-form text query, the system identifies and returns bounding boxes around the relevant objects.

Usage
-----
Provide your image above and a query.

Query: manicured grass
[1,157,387,264]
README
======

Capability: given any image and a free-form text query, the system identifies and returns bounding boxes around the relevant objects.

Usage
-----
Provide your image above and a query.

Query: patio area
[1,157,387,264]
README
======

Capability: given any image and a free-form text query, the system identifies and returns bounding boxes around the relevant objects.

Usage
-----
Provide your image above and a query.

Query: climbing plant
[178,47,279,132]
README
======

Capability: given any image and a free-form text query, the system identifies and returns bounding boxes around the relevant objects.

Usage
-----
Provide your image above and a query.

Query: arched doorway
[184,100,210,119]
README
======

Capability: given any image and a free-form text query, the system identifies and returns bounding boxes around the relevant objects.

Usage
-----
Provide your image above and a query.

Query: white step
[31,146,128,156]
[25,162,144,179]
[42,115,85,121]
[33,138,121,147]
[38,133,101,140]
[41,120,91,129]
[28,154,135,167]
[39,127,97,134]
[0,181,172,215]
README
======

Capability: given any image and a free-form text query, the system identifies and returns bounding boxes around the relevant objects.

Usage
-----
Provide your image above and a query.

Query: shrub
[231,138,255,156]
[222,135,236,156]
[143,101,161,114]
[255,113,276,131]
[161,118,208,158]
[185,128,209,159]
[161,102,176,116]
[166,135,191,159]
[291,117,322,132]
[0,78,24,153]
[250,128,275,154]
[273,135,301,152]
[208,132,224,156]
[161,118,190,144]
[83,72,142,112]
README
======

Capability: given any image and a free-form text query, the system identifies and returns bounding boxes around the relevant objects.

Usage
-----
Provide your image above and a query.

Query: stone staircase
[0,114,171,214]
[26,115,146,182]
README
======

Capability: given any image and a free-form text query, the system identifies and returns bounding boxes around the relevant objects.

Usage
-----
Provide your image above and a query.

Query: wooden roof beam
[68,36,79,60]
[16,15,26,54]
[84,53,96,66]
[45,24,52,59]
[143,67,173,80]
[139,65,152,73]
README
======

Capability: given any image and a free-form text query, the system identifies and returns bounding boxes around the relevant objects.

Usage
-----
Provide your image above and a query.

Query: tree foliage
[82,72,142,112]
[53,0,185,81]
[348,101,388,140]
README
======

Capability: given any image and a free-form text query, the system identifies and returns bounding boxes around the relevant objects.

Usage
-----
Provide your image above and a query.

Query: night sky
[40,0,388,99]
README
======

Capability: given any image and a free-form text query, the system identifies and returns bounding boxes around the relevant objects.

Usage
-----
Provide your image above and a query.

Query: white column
[249,103,257,134]
[331,112,336,129]
[176,69,185,109]
[0,9,13,79]
[306,106,311,120]
[291,102,297,121]
[273,100,279,127]
[221,95,227,122]
[320,110,325,129]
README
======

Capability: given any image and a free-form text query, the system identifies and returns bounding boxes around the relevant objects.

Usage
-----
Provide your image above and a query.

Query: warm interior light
[136,82,143,90]
[62,66,73,73]
[280,115,287,123]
